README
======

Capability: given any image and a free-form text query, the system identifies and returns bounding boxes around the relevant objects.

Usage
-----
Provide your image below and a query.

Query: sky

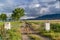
[0,0,60,19]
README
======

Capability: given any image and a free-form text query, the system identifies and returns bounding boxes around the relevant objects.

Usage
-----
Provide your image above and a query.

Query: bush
[0,22,22,40]
[6,28,22,40]
[51,23,60,32]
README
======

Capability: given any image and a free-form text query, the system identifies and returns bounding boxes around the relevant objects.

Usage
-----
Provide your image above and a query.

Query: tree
[0,13,7,21]
[0,16,1,20]
[11,8,25,20]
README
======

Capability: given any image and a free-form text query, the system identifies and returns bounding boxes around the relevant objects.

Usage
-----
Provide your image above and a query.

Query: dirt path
[21,27,51,40]
[40,36,51,40]
[37,35,51,40]
[22,35,30,40]
[21,22,51,40]
[22,34,51,40]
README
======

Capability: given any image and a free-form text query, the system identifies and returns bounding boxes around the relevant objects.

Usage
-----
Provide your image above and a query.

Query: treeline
[0,8,25,21]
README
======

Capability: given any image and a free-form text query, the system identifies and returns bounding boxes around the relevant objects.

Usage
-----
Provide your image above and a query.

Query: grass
[0,20,60,40]
[28,34,41,40]
[0,21,22,40]
[0,22,4,26]
[24,20,60,40]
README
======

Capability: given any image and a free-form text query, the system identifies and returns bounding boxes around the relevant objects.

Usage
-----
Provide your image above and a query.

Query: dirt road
[22,35,30,40]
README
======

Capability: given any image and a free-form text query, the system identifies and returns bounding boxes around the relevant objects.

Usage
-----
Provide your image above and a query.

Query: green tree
[0,16,1,20]
[11,8,25,20]
[0,13,7,21]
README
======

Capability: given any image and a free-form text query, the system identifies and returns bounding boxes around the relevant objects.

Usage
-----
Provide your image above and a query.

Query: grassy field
[24,20,60,40]
[0,20,60,40]
[0,21,22,40]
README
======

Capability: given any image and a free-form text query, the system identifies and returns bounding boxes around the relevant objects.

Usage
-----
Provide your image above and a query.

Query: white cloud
[25,13,28,14]
[34,4,40,7]
[40,7,49,14]
[31,0,39,4]
[0,3,4,7]
[6,0,14,5]
[54,1,60,8]
[20,16,36,19]
[0,0,59,17]
[39,0,56,2]
[17,5,27,9]
[29,4,40,8]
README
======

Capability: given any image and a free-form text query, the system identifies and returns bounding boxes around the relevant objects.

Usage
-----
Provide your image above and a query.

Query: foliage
[0,21,60,40]
[7,28,21,40]
[51,23,60,32]
[0,13,7,21]
[0,22,22,40]
[11,8,25,20]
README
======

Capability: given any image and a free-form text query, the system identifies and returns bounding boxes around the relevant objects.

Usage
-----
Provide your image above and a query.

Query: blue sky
[0,0,60,19]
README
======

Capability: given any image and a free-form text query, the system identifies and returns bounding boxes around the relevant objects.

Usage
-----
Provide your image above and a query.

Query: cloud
[20,15,35,19]
[0,0,60,19]
[6,0,13,4]
[0,3,4,7]
[54,1,60,8]
[40,7,50,14]
[29,4,40,8]
[25,0,60,17]
[39,0,56,2]
[33,4,40,7]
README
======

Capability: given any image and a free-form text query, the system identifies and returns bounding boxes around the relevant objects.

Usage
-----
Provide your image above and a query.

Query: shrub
[51,23,60,32]
[6,28,22,40]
